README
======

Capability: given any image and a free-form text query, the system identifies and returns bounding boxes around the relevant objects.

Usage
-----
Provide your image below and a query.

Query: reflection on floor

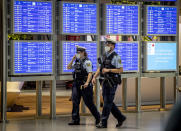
[6,92,173,120]
[7,94,72,119]
[1,111,169,131]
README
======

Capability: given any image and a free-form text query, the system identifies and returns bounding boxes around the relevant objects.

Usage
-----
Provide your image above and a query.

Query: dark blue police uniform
[98,50,126,128]
[69,57,100,125]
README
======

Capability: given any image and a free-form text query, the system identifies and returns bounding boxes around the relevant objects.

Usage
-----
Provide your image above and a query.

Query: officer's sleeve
[71,62,75,69]
[85,60,93,73]
[112,55,123,68]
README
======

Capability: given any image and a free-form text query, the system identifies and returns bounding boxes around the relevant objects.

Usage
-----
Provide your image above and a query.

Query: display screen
[62,42,97,73]
[114,42,139,72]
[13,0,52,33]
[105,4,139,35]
[62,2,97,34]
[145,42,176,71]
[147,6,177,35]
[13,41,53,74]
[145,0,177,1]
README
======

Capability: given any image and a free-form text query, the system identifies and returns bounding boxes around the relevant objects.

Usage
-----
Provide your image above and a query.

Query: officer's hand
[92,77,96,85]
[102,68,109,74]
[72,55,76,61]
[84,82,89,88]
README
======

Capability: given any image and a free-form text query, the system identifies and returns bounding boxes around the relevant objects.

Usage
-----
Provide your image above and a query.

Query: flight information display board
[146,6,177,35]
[145,0,177,1]
[61,41,97,73]
[114,42,139,72]
[13,41,53,75]
[13,0,52,34]
[104,4,139,35]
[61,2,97,34]
[144,42,177,71]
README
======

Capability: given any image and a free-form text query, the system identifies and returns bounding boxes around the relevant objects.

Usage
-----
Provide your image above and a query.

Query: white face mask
[105,46,111,53]
[76,53,80,59]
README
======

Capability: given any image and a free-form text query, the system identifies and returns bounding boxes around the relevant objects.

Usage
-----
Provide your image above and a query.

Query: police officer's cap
[76,45,86,52]
[105,38,116,45]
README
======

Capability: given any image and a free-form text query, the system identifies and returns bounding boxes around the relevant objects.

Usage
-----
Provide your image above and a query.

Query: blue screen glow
[14,41,53,74]
[147,6,177,35]
[146,42,176,71]
[106,5,139,35]
[14,0,52,33]
[146,0,177,1]
[114,42,139,72]
[62,2,97,34]
[62,42,97,73]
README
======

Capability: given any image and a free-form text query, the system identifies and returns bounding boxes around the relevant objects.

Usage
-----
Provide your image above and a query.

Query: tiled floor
[1,111,170,131]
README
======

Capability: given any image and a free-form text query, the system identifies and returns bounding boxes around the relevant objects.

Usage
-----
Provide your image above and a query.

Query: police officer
[67,45,100,125]
[92,39,126,128]
[164,98,181,131]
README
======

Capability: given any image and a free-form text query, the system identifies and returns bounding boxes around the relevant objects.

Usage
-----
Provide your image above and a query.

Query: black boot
[68,120,80,125]
[96,122,107,128]
[116,115,126,128]
[95,117,101,125]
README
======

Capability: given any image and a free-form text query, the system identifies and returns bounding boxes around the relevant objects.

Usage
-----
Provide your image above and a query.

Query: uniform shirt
[72,59,93,73]
[99,50,123,69]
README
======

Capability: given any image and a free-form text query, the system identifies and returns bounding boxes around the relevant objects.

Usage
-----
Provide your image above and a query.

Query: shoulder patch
[118,59,122,64]
[86,63,91,67]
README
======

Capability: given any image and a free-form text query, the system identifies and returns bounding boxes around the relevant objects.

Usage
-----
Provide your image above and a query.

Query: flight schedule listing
[106,5,139,35]
[144,0,177,2]
[14,41,53,74]
[147,6,177,35]
[14,0,52,33]
[115,42,138,72]
[62,42,97,73]
[62,3,97,34]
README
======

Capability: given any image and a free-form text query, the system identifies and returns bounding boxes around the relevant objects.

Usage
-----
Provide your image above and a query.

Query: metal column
[94,0,101,113]
[0,121,6,131]
[0,78,7,122]
[136,77,141,112]
[160,77,166,110]
[136,2,142,113]
[174,76,179,103]
[0,0,7,122]
[49,0,57,120]
[50,80,56,119]
[36,81,42,117]
[122,78,127,111]
[175,0,180,103]
[95,79,100,112]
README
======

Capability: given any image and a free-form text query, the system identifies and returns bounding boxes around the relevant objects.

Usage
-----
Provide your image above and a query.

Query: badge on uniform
[86,63,91,67]
[118,59,122,64]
